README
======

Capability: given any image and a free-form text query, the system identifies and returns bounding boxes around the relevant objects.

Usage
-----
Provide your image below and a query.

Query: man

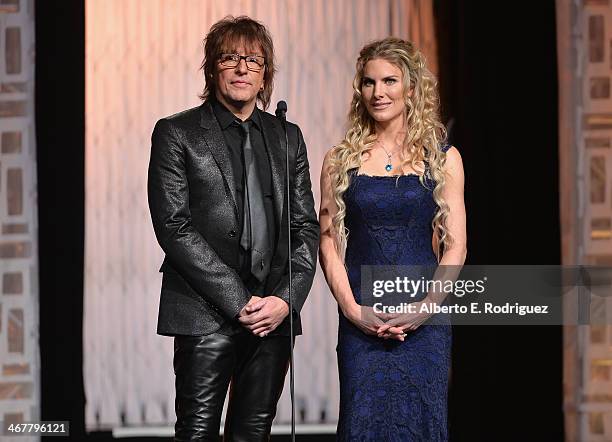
[147,16,319,441]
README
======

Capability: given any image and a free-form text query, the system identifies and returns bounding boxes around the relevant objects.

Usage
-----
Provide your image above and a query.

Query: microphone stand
[275,100,295,442]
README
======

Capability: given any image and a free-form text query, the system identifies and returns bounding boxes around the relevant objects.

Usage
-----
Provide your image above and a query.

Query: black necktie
[239,120,271,282]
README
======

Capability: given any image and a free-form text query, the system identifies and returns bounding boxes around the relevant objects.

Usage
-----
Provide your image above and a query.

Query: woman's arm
[378,146,467,335]
[437,146,467,266]
[319,151,358,317]
[319,150,390,337]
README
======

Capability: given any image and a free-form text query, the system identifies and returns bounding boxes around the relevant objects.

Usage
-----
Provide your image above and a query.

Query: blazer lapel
[199,102,238,216]
[260,113,286,245]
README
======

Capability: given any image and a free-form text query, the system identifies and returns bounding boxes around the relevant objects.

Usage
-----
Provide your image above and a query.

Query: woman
[319,37,466,441]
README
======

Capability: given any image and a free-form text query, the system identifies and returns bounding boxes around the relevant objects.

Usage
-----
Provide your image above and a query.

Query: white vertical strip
[0,0,39,441]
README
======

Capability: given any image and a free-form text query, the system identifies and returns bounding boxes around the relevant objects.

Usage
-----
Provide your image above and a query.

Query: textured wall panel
[591,76,611,98]
[584,6,612,256]
[5,27,20,75]
[1,131,21,154]
[0,0,38,440]
[2,272,22,294]
[84,0,436,431]
[560,1,612,440]
[590,15,605,62]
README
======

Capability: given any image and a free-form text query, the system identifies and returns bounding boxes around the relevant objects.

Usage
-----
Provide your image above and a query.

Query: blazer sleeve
[273,125,320,315]
[147,118,250,319]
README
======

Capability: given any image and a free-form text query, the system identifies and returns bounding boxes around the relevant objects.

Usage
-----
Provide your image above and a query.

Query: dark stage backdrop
[36,0,86,440]
[36,0,562,440]
[435,0,563,441]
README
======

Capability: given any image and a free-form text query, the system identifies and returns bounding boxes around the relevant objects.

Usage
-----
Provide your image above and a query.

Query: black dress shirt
[211,98,276,289]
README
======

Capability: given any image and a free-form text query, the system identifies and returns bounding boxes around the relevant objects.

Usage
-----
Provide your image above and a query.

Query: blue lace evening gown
[337,146,452,441]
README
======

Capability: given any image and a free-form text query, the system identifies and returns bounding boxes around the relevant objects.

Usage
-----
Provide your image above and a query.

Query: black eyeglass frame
[218,53,266,71]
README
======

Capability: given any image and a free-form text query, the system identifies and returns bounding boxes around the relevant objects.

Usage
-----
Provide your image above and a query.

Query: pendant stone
[385,164,393,172]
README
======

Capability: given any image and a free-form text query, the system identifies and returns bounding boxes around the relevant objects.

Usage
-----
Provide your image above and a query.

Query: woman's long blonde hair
[328,37,450,259]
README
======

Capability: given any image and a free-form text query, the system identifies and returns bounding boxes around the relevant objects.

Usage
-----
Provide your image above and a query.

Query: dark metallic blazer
[148,101,319,336]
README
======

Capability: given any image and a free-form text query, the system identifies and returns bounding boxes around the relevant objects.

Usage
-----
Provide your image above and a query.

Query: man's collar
[211,97,261,130]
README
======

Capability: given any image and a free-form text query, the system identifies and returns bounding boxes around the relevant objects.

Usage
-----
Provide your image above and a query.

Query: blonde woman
[319,38,466,441]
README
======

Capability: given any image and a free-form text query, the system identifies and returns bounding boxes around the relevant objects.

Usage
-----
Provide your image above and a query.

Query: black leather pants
[173,332,291,441]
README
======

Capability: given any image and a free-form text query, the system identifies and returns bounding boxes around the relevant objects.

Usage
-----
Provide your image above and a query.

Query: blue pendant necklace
[379,141,400,172]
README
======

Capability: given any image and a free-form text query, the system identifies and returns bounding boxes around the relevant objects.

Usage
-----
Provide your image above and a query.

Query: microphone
[275,100,287,119]
[275,100,295,442]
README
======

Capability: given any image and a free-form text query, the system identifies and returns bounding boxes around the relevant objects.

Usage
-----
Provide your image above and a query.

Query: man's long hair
[200,16,276,110]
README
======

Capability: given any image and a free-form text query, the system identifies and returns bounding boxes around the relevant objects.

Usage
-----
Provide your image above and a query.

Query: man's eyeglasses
[218,53,265,71]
